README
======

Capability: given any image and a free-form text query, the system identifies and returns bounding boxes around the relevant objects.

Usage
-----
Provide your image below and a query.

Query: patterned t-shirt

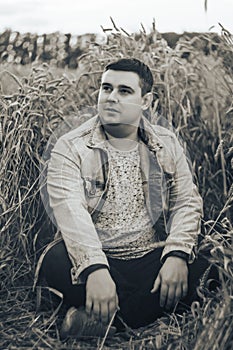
[95,142,158,259]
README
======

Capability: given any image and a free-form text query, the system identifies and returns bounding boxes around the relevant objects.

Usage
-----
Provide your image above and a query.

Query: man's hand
[151,257,188,310]
[86,268,119,324]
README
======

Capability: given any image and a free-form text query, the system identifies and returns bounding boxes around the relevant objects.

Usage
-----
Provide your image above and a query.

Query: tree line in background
[0,29,231,69]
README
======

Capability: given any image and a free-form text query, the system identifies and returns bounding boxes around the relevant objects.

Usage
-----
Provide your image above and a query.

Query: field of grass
[0,23,232,349]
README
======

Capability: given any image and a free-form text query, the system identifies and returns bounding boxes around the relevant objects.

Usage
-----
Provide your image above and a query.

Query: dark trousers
[40,240,218,328]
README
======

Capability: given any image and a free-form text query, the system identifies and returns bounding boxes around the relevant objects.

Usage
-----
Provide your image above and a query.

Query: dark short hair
[105,58,153,96]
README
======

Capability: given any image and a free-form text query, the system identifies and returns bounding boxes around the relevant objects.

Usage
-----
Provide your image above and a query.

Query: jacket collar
[86,116,107,148]
[86,114,163,152]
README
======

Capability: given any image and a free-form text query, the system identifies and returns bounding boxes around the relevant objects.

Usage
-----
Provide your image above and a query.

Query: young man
[38,58,208,338]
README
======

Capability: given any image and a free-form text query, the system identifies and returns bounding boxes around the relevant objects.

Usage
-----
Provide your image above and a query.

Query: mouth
[104,107,120,113]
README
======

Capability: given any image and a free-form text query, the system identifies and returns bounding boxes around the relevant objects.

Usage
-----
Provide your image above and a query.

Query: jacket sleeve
[160,134,203,263]
[47,137,109,284]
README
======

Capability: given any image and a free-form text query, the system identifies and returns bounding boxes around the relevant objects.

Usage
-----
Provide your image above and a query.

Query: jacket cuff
[161,243,196,264]
[70,252,109,285]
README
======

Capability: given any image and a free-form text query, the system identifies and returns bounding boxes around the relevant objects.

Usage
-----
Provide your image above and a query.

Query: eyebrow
[101,82,135,92]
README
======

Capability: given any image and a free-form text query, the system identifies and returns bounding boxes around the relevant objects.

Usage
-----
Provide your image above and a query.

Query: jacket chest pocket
[83,177,105,198]
[83,177,106,215]
[164,173,175,190]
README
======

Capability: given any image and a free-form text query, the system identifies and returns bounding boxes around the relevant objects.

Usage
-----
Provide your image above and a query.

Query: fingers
[92,301,101,320]
[182,282,188,298]
[160,282,188,310]
[167,285,177,309]
[107,296,119,322]
[160,282,168,308]
[173,285,182,307]
[151,274,184,309]
[99,302,108,323]
[99,296,118,323]
[86,295,119,324]
[151,275,161,293]
[86,294,93,317]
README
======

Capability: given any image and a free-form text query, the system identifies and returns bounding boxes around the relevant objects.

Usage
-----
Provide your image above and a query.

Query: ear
[141,92,153,111]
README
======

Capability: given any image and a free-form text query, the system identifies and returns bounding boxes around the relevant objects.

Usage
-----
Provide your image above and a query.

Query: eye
[119,88,132,95]
[102,85,112,93]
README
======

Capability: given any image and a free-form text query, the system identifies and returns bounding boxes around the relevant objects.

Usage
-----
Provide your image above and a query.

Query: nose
[107,89,118,103]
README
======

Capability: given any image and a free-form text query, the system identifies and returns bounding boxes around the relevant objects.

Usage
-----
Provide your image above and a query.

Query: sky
[0,0,232,36]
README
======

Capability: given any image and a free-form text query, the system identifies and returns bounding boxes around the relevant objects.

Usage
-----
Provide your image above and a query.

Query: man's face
[98,70,146,132]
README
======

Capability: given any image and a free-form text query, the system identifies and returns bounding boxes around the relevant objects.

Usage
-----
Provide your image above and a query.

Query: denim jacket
[45,115,203,284]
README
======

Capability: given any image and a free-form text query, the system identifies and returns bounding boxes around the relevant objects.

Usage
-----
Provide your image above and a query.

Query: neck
[104,125,139,151]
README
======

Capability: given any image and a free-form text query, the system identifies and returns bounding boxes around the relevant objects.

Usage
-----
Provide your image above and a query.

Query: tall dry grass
[0,22,232,349]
